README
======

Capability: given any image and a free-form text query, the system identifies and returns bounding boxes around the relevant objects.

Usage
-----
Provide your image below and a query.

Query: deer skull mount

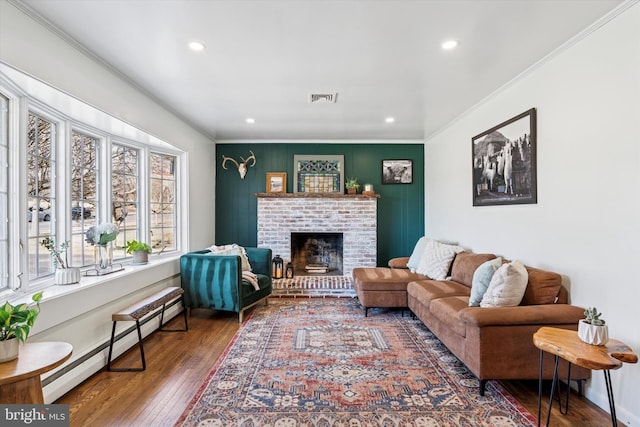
[221,150,257,179]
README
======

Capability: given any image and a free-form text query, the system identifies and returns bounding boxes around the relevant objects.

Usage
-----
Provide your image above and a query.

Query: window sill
[14,254,183,336]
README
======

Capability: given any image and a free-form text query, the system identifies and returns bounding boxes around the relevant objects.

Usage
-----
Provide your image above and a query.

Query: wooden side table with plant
[0,291,73,404]
[533,308,637,427]
[0,341,73,404]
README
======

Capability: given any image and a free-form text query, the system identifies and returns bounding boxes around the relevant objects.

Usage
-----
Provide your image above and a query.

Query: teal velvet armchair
[180,247,272,322]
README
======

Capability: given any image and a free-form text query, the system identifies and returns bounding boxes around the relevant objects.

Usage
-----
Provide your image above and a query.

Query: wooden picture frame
[293,155,344,193]
[472,108,537,206]
[266,172,287,193]
[382,160,413,184]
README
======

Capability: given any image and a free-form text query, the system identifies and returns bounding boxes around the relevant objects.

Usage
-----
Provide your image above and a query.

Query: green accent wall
[215,143,424,266]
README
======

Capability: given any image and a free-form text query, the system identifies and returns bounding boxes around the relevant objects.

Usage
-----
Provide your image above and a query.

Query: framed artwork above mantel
[293,155,344,194]
[266,172,286,193]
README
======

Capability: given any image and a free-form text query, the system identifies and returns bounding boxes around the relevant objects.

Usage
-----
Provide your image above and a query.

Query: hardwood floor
[56,302,622,427]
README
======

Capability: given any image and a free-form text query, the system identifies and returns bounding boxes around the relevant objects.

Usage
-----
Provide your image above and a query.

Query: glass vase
[95,243,113,271]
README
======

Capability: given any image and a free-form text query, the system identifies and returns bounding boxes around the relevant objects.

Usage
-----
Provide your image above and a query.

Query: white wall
[0,1,216,401]
[425,3,640,425]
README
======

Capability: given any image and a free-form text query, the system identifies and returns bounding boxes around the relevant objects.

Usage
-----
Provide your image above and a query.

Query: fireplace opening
[291,232,343,276]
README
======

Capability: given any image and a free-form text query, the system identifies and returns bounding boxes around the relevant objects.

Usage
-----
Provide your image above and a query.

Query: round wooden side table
[0,341,73,404]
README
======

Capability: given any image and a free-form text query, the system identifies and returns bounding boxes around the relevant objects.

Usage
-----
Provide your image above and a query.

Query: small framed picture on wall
[382,159,413,184]
[266,172,287,193]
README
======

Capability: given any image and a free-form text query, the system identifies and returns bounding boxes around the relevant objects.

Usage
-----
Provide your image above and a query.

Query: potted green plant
[124,240,153,265]
[41,237,81,285]
[0,291,43,362]
[345,177,360,194]
[578,307,608,346]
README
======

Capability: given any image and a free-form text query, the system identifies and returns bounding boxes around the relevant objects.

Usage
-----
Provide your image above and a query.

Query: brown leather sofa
[353,251,590,395]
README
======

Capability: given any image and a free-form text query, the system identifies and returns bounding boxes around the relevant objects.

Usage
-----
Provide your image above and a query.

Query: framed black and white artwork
[472,108,537,206]
[382,160,413,184]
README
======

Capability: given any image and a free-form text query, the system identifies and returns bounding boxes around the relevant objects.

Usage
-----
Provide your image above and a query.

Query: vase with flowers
[41,237,81,285]
[86,223,120,274]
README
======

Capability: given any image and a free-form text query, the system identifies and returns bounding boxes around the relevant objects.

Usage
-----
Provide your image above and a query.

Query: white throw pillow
[406,236,432,272]
[480,260,528,307]
[415,240,465,280]
[208,244,252,272]
[469,257,503,306]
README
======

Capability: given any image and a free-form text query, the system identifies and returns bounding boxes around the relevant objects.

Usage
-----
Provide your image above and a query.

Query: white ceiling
[19,0,624,142]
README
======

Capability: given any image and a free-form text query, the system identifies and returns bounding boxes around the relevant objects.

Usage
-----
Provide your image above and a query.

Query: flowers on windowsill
[86,223,119,272]
[41,237,70,269]
[85,223,119,246]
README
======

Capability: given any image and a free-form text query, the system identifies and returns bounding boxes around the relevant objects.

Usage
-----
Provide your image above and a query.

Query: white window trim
[0,65,186,300]
[111,138,144,261]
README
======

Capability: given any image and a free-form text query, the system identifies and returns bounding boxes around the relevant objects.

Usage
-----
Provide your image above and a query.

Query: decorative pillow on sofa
[520,266,563,305]
[469,257,502,306]
[208,244,252,272]
[450,252,498,288]
[480,260,528,307]
[406,236,431,272]
[415,240,465,280]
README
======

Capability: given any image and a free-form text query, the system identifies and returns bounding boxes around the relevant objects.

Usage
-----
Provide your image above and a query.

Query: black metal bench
[107,286,188,371]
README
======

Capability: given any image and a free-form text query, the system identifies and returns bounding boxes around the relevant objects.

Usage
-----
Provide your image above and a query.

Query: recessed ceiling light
[441,40,459,50]
[385,117,395,124]
[245,118,255,124]
[188,41,206,51]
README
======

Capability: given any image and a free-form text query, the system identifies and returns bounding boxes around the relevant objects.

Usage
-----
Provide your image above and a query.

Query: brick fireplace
[256,193,378,278]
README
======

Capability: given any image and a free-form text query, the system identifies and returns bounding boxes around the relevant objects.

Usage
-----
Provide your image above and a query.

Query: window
[1,65,185,292]
[27,113,57,279]
[70,130,99,267]
[0,94,9,291]
[112,143,139,259]
[150,153,177,252]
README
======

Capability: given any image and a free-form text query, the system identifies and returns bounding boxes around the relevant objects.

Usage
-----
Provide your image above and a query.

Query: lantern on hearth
[272,254,283,279]
[285,262,294,279]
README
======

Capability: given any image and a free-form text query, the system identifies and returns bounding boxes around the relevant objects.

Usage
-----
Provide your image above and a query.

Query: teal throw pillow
[469,257,502,306]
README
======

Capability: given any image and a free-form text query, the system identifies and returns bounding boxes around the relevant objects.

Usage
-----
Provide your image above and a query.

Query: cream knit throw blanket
[242,271,260,290]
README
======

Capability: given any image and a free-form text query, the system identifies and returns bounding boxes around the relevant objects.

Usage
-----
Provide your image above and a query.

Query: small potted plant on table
[0,291,43,362]
[124,240,153,265]
[578,307,608,346]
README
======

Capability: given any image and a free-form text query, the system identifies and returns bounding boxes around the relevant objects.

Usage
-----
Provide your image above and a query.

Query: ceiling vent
[309,92,338,104]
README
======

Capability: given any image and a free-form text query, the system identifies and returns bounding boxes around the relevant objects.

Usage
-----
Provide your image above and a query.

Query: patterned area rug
[176,298,536,427]
[272,276,355,297]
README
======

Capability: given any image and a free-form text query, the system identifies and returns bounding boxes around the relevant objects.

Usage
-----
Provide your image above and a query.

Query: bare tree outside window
[112,144,139,259]
[70,130,99,266]
[27,113,56,278]
[150,153,176,252]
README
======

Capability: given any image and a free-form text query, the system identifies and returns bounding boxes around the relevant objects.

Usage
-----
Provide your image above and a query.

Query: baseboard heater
[42,298,184,387]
